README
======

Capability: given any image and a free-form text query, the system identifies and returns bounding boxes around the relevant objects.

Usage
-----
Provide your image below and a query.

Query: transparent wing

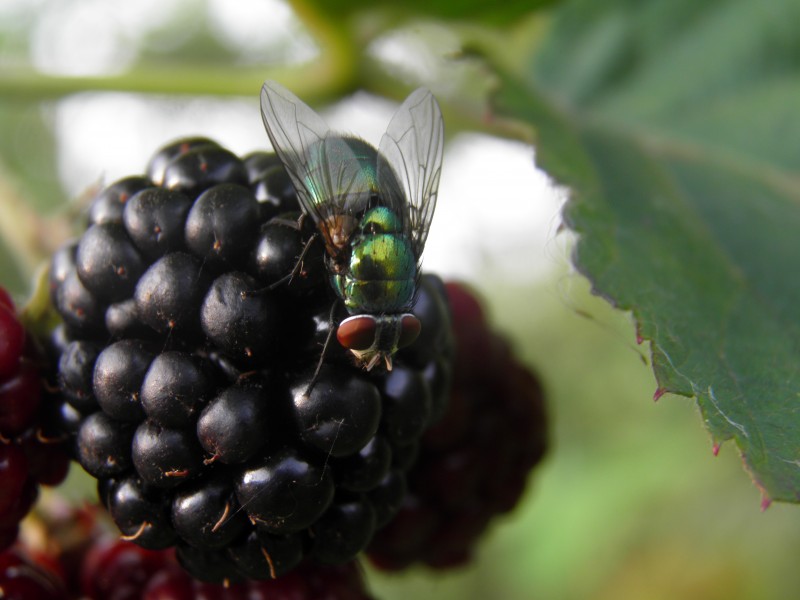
[377,88,444,260]
[261,81,378,253]
[260,81,330,221]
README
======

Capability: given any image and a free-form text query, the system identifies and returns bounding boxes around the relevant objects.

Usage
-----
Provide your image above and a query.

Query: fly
[260,81,444,371]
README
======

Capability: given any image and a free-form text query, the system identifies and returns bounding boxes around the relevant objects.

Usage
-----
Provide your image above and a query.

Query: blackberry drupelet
[47,137,456,583]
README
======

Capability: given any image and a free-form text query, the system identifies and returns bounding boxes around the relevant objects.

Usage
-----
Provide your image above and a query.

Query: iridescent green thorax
[360,205,402,234]
[332,206,417,314]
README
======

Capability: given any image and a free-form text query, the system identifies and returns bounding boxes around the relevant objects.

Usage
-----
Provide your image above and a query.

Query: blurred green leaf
[0,101,64,297]
[493,0,800,502]
[0,237,26,296]
[0,102,63,212]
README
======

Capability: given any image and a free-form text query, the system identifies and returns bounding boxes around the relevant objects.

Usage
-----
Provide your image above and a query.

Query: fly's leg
[243,212,316,297]
[303,301,339,398]
[266,231,318,290]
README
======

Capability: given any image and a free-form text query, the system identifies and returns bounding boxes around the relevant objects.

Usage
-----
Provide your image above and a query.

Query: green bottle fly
[260,81,444,370]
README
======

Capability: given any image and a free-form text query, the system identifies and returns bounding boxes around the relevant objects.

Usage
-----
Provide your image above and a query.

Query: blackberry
[184,183,261,267]
[123,188,193,259]
[367,470,408,529]
[196,381,273,464]
[0,412,370,600]
[106,298,156,340]
[290,365,382,458]
[227,529,304,580]
[107,474,179,549]
[367,282,548,570]
[87,176,152,227]
[171,472,248,549]
[134,251,209,336]
[252,213,326,294]
[310,494,377,565]
[234,445,336,535]
[58,340,102,414]
[47,242,78,308]
[54,269,108,338]
[92,340,155,423]
[46,137,456,583]
[147,137,219,186]
[333,435,393,493]
[162,145,248,199]
[242,151,304,223]
[76,411,135,478]
[140,352,214,428]
[75,223,147,302]
[199,271,282,363]
[131,421,205,488]
[377,365,432,446]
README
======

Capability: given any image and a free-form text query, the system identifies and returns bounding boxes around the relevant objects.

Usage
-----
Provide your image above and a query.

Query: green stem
[288,0,361,98]
[0,1,360,103]
[0,66,260,100]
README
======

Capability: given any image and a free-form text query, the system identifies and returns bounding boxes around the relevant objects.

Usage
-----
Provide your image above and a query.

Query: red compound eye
[337,315,378,350]
[398,314,421,349]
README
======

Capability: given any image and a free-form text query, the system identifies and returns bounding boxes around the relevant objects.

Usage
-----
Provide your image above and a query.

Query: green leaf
[0,101,65,297]
[494,0,800,502]
[0,102,63,213]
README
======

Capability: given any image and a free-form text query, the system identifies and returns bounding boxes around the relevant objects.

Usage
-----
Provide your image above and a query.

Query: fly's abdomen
[335,232,416,313]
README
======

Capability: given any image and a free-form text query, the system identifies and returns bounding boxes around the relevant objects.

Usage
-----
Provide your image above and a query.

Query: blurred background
[2,0,800,598]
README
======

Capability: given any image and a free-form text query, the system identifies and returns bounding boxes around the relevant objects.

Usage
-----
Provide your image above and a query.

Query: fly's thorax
[332,208,417,313]
[359,206,403,235]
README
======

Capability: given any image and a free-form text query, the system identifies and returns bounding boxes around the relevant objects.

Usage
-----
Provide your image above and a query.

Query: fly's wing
[261,81,369,238]
[377,88,444,261]
[260,81,328,219]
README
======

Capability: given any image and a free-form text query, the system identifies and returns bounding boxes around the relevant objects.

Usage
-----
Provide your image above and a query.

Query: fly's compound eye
[397,313,421,349]
[337,315,378,351]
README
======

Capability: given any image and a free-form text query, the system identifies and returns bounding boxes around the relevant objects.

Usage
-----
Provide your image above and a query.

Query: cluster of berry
[0,135,549,597]
[0,289,71,552]
[367,283,548,569]
[0,510,372,600]
[45,138,455,584]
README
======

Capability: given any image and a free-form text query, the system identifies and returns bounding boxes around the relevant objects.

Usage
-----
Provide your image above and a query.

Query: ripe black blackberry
[367,282,548,570]
[47,138,455,583]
